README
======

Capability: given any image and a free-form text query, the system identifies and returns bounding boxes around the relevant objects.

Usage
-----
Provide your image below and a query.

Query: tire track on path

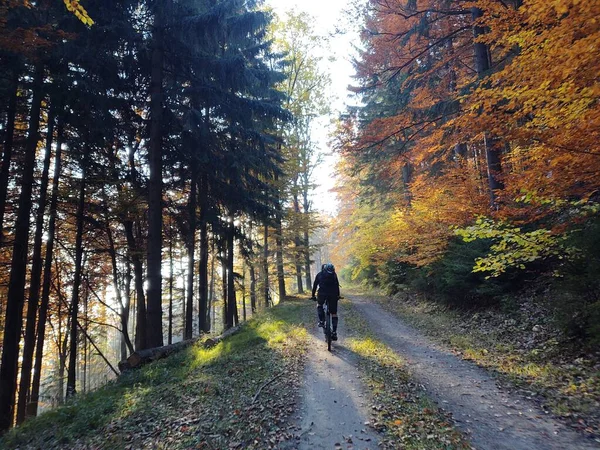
[289,311,382,450]
[349,293,599,450]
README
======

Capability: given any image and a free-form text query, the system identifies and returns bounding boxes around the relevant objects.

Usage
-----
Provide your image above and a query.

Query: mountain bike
[323,295,343,351]
[323,296,332,351]
[312,295,342,351]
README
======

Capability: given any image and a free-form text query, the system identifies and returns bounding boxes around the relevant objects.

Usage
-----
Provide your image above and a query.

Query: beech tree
[334,0,600,282]
[270,11,331,295]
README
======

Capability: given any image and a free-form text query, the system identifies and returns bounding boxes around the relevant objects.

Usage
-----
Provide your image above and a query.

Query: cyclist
[311,263,341,340]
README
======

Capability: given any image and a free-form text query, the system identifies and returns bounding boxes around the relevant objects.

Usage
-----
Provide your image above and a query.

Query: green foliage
[455,217,570,278]
[380,260,411,295]
[454,202,600,278]
[380,238,517,307]
[340,256,380,287]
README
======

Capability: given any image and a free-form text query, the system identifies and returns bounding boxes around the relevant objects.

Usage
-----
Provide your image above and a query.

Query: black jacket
[312,270,340,298]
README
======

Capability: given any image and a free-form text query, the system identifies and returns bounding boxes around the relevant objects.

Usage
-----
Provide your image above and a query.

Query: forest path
[348,293,599,450]
[289,306,382,450]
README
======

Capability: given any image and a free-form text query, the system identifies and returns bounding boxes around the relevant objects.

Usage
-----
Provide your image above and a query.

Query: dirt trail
[349,294,599,450]
[290,312,382,450]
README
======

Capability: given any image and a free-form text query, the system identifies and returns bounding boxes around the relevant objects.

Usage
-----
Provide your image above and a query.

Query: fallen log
[118,324,243,373]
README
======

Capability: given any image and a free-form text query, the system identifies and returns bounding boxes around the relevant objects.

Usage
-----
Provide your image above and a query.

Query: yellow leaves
[334,0,600,278]
[454,212,588,277]
[63,0,94,26]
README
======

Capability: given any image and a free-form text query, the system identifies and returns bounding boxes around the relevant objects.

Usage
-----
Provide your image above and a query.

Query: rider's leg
[329,297,339,333]
[317,297,325,323]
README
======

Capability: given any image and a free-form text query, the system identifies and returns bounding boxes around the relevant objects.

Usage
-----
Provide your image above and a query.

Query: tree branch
[252,372,283,403]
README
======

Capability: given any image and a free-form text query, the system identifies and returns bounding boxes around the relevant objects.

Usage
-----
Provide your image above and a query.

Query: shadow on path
[288,308,382,450]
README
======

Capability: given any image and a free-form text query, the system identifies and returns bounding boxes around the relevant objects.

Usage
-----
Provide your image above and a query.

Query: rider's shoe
[318,321,325,328]
[331,332,338,341]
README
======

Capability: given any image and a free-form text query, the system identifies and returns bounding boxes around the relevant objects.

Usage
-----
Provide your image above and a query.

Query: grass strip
[342,299,471,449]
[1,299,310,450]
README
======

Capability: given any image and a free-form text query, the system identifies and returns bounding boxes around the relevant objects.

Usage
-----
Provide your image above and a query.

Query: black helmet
[324,263,335,274]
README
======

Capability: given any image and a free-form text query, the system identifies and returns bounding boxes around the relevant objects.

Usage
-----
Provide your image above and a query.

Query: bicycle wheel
[326,313,332,351]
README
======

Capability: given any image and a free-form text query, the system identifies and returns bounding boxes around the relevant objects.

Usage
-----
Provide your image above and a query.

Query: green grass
[1,300,310,450]
[342,299,470,450]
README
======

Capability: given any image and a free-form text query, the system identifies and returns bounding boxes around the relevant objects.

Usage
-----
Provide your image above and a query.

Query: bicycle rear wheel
[326,313,332,351]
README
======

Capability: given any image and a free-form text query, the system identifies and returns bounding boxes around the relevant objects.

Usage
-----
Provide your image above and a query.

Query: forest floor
[2,296,468,450]
[3,294,599,449]
[1,300,312,449]
[347,291,600,449]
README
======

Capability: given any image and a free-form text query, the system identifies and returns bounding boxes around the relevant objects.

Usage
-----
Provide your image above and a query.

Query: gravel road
[290,310,383,450]
[348,293,600,450]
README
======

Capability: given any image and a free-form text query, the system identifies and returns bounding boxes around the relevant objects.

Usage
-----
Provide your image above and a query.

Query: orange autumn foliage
[334,0,600,270]
[0,1,82,56]
[462,0,600,208]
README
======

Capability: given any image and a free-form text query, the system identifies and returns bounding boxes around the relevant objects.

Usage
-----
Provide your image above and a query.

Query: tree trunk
[274,176,286,301]
[16,100,56,425]
[125,146,147,350]
[294,234,303,293]
[226,218,237,329]
[168,226,174,345]
[249,263,256,314]
[180,250,186,340]
[104,201,134,358]
[57,302,68,405]
[208,238,216,333]
[293,192,303,294]
[302,190,312,290]
[125,221,147,351]
[0,63,44,432]
[146,0,171,349]
[66,163,87,399]
[402,163,413,205]
[123,258,132,361]
[275,228,285,300]
[185,166,197,339]
[0,66,20,247]
[198,175,209,333]
[82,284,89,394]
[28,116,64,418]
[120,324,242,371]
[221,245,228,328]
[454,143,467,159]
[472,7,504,205]
[101,155,135,362]
[263,223,270,307]
[242,264,247,322]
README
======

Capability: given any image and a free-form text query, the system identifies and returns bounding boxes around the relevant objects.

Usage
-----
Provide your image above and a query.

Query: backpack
[320,270,336,290]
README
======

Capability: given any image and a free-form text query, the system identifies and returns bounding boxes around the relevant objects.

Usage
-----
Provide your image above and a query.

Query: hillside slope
[1,301,310,450]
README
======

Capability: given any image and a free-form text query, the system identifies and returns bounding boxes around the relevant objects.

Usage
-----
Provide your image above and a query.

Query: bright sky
[266,0,362,216]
